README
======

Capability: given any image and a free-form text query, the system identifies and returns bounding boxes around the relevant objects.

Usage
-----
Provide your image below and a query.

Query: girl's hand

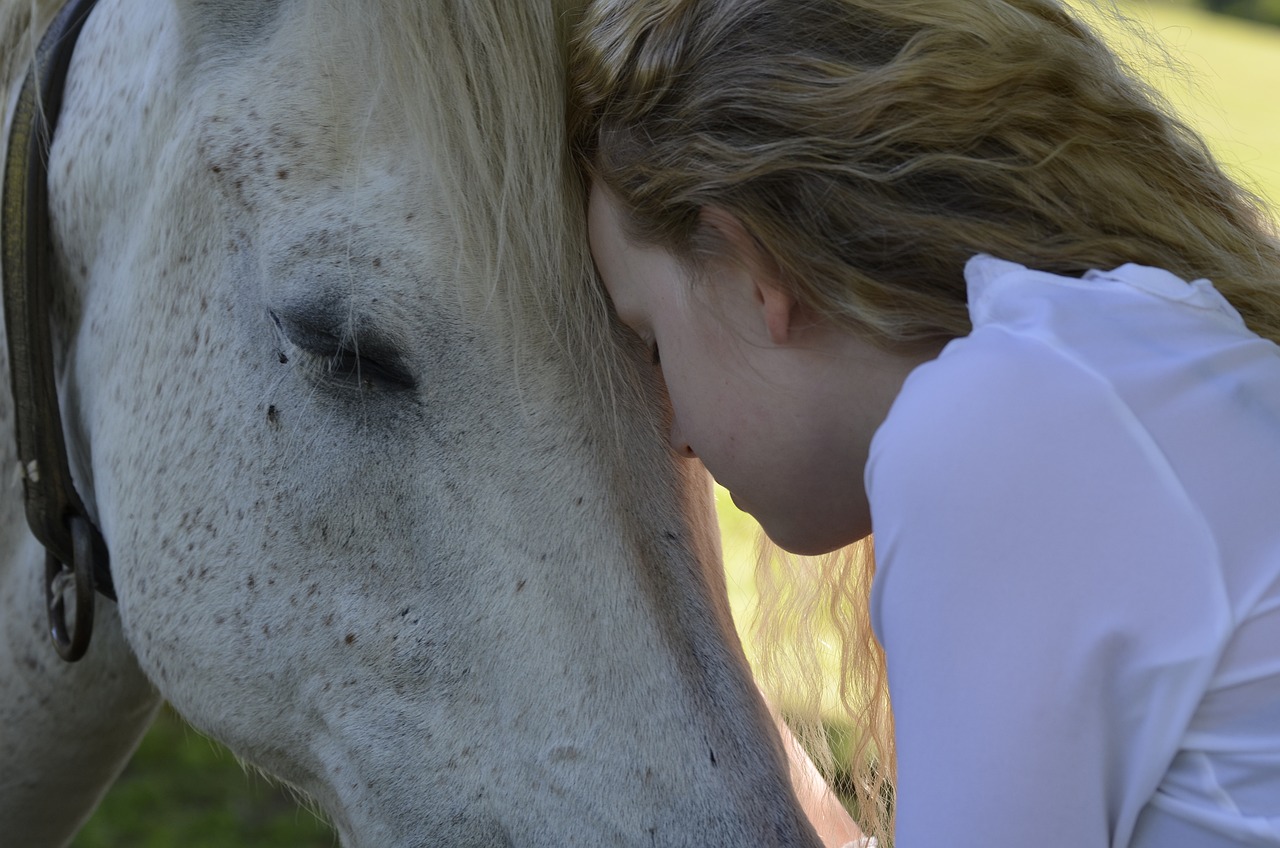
[771,707,868,847]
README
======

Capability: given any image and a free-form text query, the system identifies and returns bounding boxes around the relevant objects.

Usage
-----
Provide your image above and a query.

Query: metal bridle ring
[45,514,95,661]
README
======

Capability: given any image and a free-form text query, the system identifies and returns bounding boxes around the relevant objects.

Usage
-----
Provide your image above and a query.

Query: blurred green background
[72,1,1279,844]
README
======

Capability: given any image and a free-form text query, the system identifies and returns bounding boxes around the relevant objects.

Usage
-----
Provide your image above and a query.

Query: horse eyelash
[269,310,289,364]
[270,309,416,393]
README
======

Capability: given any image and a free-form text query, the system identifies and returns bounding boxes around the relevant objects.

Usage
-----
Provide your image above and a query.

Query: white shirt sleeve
[866,327,1230,847]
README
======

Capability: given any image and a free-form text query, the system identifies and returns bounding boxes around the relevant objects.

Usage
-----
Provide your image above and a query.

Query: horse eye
[321,346,416,392]
[270,309,416,392]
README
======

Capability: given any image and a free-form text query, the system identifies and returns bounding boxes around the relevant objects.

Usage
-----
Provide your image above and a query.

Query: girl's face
[588,183,921,555]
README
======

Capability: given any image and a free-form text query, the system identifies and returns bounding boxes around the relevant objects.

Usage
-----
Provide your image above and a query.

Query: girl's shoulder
[865,252,1280,532]
[963,254,1250,333]
[867,251,1280,616]
[870,255,1280,487]
[879,255,1279,441]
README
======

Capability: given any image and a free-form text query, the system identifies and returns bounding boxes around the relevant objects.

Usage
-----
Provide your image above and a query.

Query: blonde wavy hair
[569,0,1280,841]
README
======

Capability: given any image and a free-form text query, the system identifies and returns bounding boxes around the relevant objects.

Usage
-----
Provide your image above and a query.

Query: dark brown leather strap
[3,0,112,659]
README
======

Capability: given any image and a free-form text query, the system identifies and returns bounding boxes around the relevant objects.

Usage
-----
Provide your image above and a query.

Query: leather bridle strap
[2,0,110,662]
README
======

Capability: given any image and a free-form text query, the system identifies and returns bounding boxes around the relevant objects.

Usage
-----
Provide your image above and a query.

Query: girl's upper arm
[866,331,1227,847]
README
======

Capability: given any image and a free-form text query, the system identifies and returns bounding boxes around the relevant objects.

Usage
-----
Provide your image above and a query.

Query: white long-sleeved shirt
[868,255,1280,847]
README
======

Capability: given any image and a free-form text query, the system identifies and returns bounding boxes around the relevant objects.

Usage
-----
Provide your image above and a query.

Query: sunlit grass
[1078,0,1280,205]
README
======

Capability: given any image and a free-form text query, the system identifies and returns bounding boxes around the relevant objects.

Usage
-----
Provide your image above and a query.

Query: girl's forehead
[587,184,694,331]
[587,184,651,315]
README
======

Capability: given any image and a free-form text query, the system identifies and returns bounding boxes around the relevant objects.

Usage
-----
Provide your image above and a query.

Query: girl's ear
[699,206,798,345]
[758,279,800,346]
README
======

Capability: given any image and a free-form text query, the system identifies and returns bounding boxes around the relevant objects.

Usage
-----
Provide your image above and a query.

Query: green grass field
[72,3,1280,844]
[1078,0,1280,205]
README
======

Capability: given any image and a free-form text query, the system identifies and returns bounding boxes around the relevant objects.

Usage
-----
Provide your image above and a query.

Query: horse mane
[360,0,629,401]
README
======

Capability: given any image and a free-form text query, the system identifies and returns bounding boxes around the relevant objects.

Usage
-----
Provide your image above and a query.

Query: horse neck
[0,5,159,843]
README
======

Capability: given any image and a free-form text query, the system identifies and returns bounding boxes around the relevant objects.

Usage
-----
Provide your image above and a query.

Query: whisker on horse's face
[0,0,823,845]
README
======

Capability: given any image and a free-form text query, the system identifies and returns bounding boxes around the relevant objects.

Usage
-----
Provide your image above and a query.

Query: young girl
[569,1,1280,846]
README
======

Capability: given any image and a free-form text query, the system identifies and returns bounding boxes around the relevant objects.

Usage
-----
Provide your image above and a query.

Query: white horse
[0,0,825,845]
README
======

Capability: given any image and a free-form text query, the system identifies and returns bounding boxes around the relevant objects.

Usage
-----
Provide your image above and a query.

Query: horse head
[0,1,823,845]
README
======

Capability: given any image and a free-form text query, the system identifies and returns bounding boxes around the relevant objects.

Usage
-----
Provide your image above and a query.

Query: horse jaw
[36,0,825,845]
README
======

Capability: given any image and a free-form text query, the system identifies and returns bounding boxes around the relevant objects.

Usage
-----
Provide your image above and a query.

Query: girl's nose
[669,417,697,459]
